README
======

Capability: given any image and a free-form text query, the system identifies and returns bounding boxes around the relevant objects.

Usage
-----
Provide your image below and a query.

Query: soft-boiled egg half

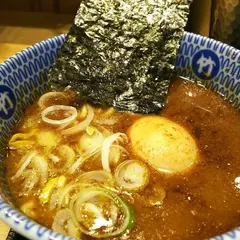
[128,116,198,174]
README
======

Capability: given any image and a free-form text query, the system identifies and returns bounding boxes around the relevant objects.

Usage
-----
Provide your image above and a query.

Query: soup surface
[5,78,240,240]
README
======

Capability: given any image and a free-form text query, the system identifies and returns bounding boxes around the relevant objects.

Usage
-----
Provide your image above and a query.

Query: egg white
[128,116,198,174]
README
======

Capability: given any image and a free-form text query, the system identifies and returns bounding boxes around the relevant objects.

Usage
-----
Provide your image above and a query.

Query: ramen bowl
[0,33,240,240]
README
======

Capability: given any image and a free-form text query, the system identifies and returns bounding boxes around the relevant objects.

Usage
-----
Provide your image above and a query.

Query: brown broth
[5,78,240,240]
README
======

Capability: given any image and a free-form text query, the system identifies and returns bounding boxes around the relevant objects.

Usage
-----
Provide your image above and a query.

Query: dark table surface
[7,230,27,240]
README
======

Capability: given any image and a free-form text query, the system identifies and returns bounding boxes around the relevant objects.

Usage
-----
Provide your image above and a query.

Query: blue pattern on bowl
[176,33,240,108]
[0,32,240,240]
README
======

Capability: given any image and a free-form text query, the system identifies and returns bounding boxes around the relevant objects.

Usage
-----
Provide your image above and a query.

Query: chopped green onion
[114,160,150,191]
[40,175,66,204]
[69,187,135,238]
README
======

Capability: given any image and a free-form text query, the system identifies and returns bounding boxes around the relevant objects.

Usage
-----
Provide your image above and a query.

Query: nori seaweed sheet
[48,0,192,114]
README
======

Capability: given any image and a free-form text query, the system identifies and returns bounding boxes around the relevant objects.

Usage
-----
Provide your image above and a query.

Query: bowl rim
[0,32,240,240]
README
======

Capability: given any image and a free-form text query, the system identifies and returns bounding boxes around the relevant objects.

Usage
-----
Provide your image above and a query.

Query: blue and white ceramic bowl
[0,32,240,240]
